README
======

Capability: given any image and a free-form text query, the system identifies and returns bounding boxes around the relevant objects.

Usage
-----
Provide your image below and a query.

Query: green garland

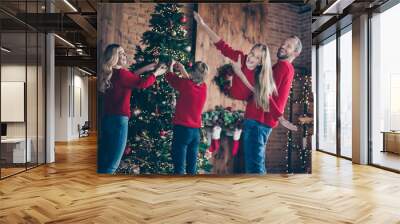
[202,106,244,133]
[213,64,235,97]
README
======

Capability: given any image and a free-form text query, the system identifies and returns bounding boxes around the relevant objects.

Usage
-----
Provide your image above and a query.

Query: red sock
[209,139,220,153]
[208,126,222,153]
[232,129,242,156]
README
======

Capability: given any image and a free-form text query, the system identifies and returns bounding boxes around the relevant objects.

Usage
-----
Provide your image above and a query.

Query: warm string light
[117,3,212,175]
[286,72,312,173]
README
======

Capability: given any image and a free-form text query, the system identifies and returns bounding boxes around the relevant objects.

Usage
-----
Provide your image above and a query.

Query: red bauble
[160,130,167,137]
[188,62,193,67]
[124,146,132,156]
[180,16,188,23]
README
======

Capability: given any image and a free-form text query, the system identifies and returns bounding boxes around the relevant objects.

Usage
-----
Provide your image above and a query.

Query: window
[317,36,337,154]
[370,2,400,171]
[340,28,352,158]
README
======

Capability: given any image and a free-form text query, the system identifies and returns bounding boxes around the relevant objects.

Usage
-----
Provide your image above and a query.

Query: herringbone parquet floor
[1,135,400,224]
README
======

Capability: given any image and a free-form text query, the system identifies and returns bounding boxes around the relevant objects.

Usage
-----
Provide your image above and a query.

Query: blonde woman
[98,44,167,174]
[194,12,301,174]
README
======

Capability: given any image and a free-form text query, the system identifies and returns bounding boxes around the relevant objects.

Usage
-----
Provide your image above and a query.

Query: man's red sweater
[244,60,295,128]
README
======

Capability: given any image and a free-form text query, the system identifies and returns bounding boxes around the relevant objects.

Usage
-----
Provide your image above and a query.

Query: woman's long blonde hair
[98,44,123,93]
[252,43,277,111]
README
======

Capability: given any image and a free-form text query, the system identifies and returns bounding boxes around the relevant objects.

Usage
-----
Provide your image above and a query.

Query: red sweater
[245,60,295,128]
[214,39,291,127]
[165,72,207,128]
[104,68,156,118]
[214,39,255,100]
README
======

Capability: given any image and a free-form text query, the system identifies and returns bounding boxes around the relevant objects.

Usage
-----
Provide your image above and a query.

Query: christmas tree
[117,3,211,174]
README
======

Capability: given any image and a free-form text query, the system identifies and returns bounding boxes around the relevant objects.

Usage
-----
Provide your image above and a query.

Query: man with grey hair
[277,35,302,62]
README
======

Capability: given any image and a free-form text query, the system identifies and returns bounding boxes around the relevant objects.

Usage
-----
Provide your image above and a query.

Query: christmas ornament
[188,62,193,67]
[160,130,167,138]
[132,108,142,116]
[185,46,191,52]
[171,30,177,36]
[180,16,187,23]
[124,146,132,156]
[153,50,160,56]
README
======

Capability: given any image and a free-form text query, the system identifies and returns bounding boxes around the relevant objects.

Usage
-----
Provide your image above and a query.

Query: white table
[1,138,31,163]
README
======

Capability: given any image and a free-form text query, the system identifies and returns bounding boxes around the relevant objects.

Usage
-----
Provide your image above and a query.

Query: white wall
[1,65,26,137]
[55,67,89,141]
[312,45,316,151]
[1,64,46,164]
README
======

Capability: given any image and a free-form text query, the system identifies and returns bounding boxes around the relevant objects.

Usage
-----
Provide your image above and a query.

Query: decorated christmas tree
[117,3,212,174]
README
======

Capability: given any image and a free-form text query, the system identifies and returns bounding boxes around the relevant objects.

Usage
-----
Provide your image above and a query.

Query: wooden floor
[372,150,400,171]
[1,135,400,223]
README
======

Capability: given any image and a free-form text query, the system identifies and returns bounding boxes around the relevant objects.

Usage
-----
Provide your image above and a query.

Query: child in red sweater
[165,60,208,175]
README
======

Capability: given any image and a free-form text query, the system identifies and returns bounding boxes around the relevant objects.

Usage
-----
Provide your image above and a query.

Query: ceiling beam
[66,13,97,46]
[55,55,96,72]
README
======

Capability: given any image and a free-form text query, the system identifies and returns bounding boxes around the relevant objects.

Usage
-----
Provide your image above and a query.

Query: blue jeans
[242,119,272,174]
[98,115,129,174]
[171,125,200,175]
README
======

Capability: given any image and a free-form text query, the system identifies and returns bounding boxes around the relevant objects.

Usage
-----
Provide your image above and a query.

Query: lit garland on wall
[286,70,313,173]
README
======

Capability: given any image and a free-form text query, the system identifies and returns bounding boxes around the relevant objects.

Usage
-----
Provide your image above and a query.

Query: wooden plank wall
[196,3,270,112]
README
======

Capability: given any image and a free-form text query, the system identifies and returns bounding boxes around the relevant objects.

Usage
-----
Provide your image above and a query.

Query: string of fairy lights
[286,72,313,173]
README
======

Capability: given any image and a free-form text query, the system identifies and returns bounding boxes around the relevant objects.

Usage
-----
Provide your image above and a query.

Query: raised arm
[133,61,158,75]
[121,64,167,89]
[267,65,297,131]
[194,12,244,62]
[194,12,220,43]
[176,61,190,79]
[231,55,254,92]
[165,72,185,91]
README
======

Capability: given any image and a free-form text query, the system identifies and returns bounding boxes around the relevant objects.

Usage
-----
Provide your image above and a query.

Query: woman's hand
[154,63,168,77]
[169,59,176,73]
[144,61,158,71]
[231,54,242,75]
[134,60,159,75]
[194,12,206,27]
[175,61,184,71]
[230,55,254,92]
[193,11,220,43]
[278,116,298,131]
